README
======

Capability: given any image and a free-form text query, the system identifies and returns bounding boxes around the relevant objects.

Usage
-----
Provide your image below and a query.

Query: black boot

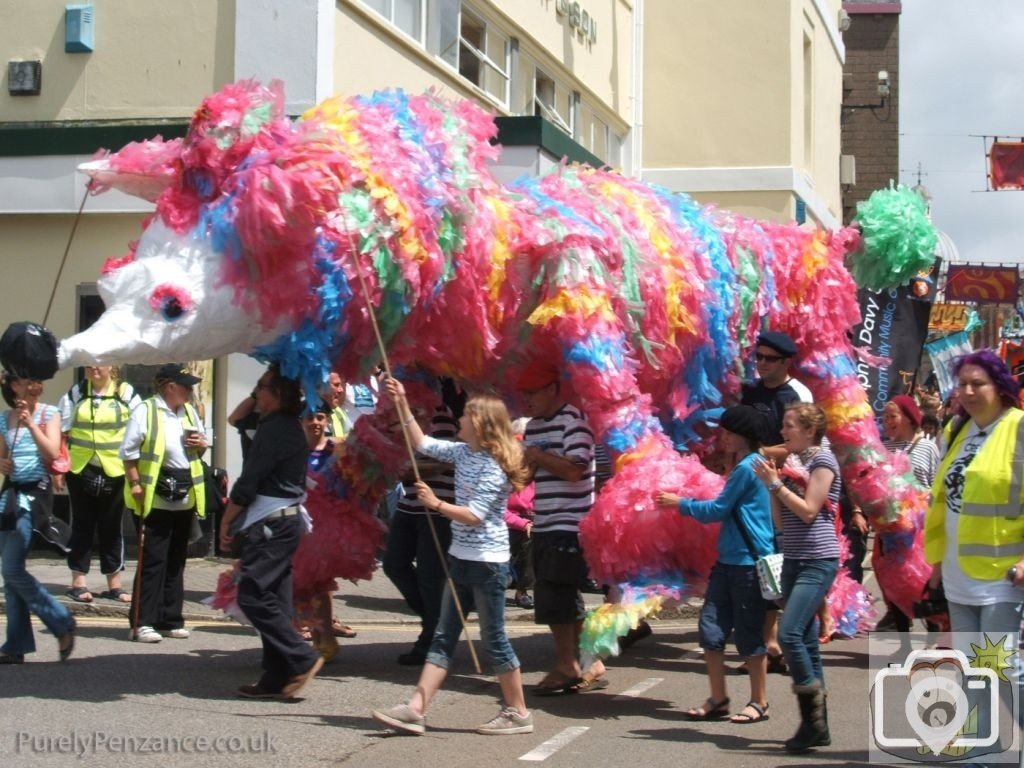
[785,683,831,753]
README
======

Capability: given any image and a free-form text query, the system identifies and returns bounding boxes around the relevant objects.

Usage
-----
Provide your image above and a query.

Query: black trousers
[236,516,318,692]
[130,507,192,630]
[382,511,452,653]
[66,472,127,575]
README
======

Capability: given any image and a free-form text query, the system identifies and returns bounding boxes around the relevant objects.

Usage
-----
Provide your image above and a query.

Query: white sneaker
[476,707,534,735]
[133,626,162,643]
[371,703,425,735]
[165,628,190,639]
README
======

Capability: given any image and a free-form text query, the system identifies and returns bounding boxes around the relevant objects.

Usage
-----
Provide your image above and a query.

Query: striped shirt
[396,408,457,516]
[3,404,58,484]
[882,437,940,490]
[525,404,595,534]
[417,435,511,562]
[780,448,841,560]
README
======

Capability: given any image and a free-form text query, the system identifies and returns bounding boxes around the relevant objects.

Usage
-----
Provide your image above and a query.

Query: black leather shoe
[0,653,25,665]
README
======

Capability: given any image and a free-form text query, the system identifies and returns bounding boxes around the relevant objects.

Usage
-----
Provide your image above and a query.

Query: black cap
[756,331,798,358]
[719,405,768,445]
[155,363,201,387]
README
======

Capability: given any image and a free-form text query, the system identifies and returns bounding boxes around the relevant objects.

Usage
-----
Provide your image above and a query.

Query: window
[359,0,424,42]
[457,8,510,105]
[535,69,573,136]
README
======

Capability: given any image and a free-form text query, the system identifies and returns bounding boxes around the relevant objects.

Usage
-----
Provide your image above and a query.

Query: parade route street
[0,555,889,767]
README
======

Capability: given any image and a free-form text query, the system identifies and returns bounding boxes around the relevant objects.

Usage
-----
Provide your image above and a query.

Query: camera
[912,585,948,619]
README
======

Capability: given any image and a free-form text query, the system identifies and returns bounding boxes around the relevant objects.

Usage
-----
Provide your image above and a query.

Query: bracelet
[402,415,415,426]
[767,480,782,493]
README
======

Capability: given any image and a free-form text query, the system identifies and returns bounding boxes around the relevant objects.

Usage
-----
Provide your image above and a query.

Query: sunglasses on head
[755,352,785,363]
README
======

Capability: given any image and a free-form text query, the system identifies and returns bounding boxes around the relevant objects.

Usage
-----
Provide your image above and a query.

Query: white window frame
[455,5,511,107]
[358,0,427,45]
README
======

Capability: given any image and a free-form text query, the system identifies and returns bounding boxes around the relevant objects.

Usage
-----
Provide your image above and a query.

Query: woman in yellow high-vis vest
[120,364,207,644]
[59,365,141,604]
[925,349,1024,641]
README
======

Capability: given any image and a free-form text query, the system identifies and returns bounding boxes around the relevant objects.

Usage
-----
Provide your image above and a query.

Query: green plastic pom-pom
[851,183,938,291]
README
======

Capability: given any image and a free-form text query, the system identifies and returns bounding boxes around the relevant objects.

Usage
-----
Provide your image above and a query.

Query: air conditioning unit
[840,154,857,186]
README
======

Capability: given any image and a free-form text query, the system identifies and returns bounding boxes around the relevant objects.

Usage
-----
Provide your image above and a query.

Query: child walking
[655,405,775,725]
[373,377,532,735]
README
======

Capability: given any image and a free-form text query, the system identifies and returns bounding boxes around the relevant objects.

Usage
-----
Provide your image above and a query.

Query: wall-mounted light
[7,60,42,95]
[843,69,890,113]
[837,9,852,32]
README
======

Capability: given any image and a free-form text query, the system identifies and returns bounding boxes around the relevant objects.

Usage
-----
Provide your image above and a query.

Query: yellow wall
[644,1,792,168]
[0,0,235,121]
[642,0,843,224]
[0,214,147,395]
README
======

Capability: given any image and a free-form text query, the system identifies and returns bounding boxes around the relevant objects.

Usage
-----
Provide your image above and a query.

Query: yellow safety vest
[329,406,349,440]
[124,399,207,520]
[67,381,133,476]
[925,408,1024,580]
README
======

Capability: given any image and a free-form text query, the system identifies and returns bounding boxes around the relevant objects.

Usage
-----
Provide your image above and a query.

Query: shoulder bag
[731,505,783,601]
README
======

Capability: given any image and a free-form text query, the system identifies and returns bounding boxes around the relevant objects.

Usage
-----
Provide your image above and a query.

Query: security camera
[837,9,851,32]
[877,70,890,98]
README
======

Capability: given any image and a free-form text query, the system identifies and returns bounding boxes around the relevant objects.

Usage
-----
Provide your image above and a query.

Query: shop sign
[556,0,597,44]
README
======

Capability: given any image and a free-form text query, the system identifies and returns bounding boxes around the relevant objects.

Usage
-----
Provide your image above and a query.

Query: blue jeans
[699,562,766,657]
[779,557,839,688]
[1,509,74,656]
[427,557,520,675]
[382,511,452,653]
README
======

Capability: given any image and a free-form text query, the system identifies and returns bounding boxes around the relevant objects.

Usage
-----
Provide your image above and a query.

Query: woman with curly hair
[373,378,533,736]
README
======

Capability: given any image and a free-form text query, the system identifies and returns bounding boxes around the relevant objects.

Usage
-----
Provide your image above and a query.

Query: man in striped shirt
[519,364,600,692]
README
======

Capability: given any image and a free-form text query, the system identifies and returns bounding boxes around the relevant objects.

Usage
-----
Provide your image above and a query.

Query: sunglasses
[755,353,785,363]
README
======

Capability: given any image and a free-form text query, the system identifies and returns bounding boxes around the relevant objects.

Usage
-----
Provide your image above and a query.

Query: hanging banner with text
[852,285,933,417]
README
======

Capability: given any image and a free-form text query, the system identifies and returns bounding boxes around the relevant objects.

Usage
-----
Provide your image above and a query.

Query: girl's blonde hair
[785,402,828,444]
[464,394,529,491]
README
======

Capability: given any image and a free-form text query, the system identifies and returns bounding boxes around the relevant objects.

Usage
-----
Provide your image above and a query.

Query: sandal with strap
[683,696,730,720]
[730,701,770,724]
[99,588,131,603]
[65,587,93,603]
[568,675,609,693]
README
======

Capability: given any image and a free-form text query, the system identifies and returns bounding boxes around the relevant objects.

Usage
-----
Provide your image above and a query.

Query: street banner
[944,264,1020,304]
[925,331,973,400]
[990,140,1024,190]
[928,303,970,332]
[853,285,932,416]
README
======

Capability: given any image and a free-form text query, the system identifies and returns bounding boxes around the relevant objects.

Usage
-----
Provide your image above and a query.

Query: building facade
[1,0,845,479]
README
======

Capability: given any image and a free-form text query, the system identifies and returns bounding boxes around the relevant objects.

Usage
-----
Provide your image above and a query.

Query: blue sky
[900,0,1024,264]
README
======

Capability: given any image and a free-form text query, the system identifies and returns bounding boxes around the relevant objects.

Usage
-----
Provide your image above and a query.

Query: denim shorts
[698,561,767,657]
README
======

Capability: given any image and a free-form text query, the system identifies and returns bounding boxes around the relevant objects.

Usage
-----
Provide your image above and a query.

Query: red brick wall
[840,10,900,224]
